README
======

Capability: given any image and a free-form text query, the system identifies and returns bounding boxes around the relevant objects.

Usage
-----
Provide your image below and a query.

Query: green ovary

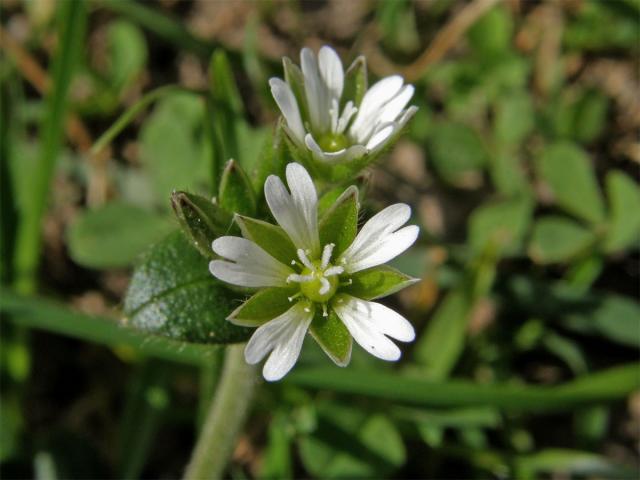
[299,265,339,303]
[317,133,349,153]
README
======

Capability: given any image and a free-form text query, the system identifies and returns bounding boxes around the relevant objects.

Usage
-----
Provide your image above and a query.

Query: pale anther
[321,243,335,269]
[322,304,328,317]
[287,273,314,284]
[297,249,315,271]
[324,266,344,277]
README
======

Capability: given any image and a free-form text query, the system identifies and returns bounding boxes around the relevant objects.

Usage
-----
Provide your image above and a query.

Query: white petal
[305,134,367,164]
[378,84,415,124]
[244,302,313,381]
[269,78,305,143]
[344,225,419,273]
[301,47,329,132]
[318,46,344,102]
[264,165,320,254]
[365,124,395,151]
[332,295,403,361]
[210,237,293,287]
[342,203,411,256]
[209,260,285,288]
[349,75,404,142]
[345,297,415,341]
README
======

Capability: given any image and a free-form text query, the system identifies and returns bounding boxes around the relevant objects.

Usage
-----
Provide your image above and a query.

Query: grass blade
[0,290,217,366]
[13,0,87,293]
[286,365,639,412]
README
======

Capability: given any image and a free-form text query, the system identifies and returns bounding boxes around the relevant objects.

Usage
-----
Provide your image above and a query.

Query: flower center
[286,244,344,307]
[317,133,348,153]
[299,261,339,303]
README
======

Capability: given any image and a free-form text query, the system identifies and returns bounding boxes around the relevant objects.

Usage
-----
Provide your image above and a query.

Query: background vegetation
[1,0,639,478]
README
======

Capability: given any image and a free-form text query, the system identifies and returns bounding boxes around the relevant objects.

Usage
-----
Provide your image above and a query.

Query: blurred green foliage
[1,0,638,479]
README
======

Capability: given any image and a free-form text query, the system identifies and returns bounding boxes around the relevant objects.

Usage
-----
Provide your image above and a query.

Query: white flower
[270,46,417,164]
[209,163,419,381]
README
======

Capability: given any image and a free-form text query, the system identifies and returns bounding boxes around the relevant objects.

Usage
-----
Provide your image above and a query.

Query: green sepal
[343,55,368,108]
[282,57,309,123]
[228,287,298,327]
[235,215,298,266]
[309,309,352,367]
[218,159,257,216]
[252,120,288,195]
[318,186,347,217]
[319,186,359,258]
[342,265,419,300]
[171,191,234,259]
[124,231,251,344]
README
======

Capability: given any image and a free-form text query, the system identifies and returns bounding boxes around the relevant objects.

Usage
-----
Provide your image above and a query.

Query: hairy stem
[183,343,258,480]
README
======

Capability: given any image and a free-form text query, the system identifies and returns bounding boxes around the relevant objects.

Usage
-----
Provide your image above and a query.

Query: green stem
[183,343,258,480]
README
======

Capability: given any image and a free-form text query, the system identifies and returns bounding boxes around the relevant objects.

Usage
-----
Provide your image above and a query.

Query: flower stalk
[183,344,258,480]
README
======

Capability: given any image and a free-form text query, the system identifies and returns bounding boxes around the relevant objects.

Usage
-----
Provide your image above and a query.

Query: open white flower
[270,46,417,165]
[209,163,419,381]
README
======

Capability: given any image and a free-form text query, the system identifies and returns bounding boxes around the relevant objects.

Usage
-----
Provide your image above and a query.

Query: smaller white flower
[210,163,419,381]
[270,46,417,164]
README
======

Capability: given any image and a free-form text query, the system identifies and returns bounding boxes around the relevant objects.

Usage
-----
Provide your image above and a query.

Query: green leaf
[0,290,215,366]
[208,50,242,163]
[529,216,596,264]
[603,170,640,253]
[66,202,173,269]
[298,403,405,479]
[228,287,296,327]
[260,412,293,480]
[309,310,352,367]
[564,294,640,348]
[171,191,234,259]
[235,215,297,266]
[536,142,605,224]
[413,289,472,380]
[343,56,368,107]
[490,152,529,196]
[209,49,244,116]
[493,90,534,147]
[573,89,609,143]
[427,121,487,186]
[139,91,208,203]
[287,363,640,412]
[124,231,250,344]
[515,449,637,480]
[105,20,147,90]
[342,265,417,300]
[319,186,359,258]
[218,159,257,216]
[468,196,533,256]
[468,5,513,57]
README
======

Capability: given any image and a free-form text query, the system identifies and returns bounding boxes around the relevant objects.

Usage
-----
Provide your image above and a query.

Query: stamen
[336,101,357,134]
[340,257,347,265]
[330,98,339,133]
[339,278,353,287]
[287,273,314,284]
[322,304,328,317]
[319,277,331,295]
[304,307,311,313]
[297,249,315,271]
[324,266,344,277]
[321,243,335,269]
[287,292,302,302]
